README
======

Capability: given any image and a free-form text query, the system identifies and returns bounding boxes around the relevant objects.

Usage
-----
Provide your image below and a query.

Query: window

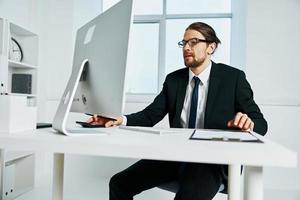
[103,0,163,14]
[126,23,160,94]
[167,0,231,14]
[102,0,232,97]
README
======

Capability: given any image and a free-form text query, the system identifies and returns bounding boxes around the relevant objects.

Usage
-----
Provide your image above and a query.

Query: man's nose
[183,46,192,54]
[183,43,191,51]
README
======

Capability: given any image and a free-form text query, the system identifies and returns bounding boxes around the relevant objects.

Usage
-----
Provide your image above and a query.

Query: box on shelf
[0,95,37,133]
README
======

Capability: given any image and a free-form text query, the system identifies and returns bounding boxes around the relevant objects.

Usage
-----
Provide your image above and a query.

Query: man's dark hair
[186,22,221,49]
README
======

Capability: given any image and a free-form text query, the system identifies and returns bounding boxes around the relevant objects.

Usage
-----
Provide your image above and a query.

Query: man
[88,22,268,200]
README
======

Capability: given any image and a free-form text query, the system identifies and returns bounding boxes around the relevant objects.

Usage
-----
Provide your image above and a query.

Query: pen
[85,113,95,117]
[191,129,196,137]
[85,113,117,121]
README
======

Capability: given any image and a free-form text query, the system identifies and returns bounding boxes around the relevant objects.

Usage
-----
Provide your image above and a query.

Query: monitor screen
[71,0,133,118]
[53,0,133,134]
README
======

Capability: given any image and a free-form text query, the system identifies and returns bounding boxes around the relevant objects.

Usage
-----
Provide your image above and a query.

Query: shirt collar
[188,61,212,86]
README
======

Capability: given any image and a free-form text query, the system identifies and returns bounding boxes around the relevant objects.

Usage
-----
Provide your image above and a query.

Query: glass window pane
[165,19,231,75]
[167,0,231,14]
[125,23,159,94]
[73,0,101,32]
[102,0,120,11]
[103,0,163,14]
[134,0,163,15]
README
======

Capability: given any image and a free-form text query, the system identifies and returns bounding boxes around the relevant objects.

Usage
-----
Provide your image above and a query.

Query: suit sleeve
[125,77,169,127]
[235,71,268,135]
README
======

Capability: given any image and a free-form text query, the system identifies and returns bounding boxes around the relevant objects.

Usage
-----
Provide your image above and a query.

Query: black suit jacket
[126,62,268,136]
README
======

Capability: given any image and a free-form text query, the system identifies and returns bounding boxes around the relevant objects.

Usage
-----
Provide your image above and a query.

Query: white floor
[14,177,300,200]
[15,178,175,200]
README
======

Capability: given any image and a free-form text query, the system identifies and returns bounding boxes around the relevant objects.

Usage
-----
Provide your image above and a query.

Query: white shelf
[0,17,37,199]
[9,93,37,97]
[8,60,37,69]
[10,23,36,37]
[5,151,34,163]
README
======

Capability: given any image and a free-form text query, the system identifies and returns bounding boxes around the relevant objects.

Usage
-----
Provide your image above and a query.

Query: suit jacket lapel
[173,68,189,127]
[205,62,221,127]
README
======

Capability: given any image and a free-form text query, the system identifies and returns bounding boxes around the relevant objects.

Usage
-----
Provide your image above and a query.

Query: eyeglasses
[178,38,211,48]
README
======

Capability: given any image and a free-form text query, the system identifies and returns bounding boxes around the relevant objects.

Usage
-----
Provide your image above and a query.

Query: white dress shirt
[122,62,212,127]
[180,62,211,129]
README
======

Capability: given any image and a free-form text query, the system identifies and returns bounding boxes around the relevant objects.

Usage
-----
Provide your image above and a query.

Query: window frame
[102,0,235,103]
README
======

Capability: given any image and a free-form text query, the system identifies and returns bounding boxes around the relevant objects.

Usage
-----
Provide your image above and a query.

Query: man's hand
[227,112,254,131]
[87,115,123,128]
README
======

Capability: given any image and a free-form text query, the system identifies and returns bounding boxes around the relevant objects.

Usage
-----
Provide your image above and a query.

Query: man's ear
[207,42,216,55]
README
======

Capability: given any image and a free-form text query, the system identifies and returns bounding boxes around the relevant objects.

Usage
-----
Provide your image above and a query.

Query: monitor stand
[52,59,88,136]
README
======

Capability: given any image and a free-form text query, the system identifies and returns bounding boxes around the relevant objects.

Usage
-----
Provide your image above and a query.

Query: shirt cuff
[122,116,127,126]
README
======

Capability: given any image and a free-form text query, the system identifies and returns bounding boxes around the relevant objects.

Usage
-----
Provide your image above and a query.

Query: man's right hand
[86,115,123,128]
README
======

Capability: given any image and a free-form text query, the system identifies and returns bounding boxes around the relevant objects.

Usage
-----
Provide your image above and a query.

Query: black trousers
[109,160,224,200]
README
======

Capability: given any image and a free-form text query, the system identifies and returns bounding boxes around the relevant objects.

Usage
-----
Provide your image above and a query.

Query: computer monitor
[52,0,133,135]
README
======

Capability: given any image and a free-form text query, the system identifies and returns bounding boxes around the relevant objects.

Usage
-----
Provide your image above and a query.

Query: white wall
[262,106,300,191]
[42,0,102,123]
[0,0,38,32]
[38,0,74,123]
[245,0,300,193]
[245,0,300,106]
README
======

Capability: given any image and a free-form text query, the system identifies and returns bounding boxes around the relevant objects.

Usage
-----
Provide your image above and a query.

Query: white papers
[190,129,261,142]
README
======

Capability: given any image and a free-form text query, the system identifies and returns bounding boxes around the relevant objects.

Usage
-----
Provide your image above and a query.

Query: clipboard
[189,129,263,143]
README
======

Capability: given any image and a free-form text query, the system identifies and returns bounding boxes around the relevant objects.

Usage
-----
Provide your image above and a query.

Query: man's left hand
[227,112,254,131]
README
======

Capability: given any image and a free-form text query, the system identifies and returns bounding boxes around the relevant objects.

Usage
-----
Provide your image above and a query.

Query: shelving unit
[8,60,37,69]
[0,18,37,199]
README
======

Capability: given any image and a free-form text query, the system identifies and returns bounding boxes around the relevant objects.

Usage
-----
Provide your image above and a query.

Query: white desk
[0,127,297,200]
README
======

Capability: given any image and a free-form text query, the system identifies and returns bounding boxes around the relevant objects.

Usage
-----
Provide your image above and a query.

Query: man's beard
[184,56,205,68]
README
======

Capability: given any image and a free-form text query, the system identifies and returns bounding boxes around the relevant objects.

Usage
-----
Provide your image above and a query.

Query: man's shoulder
[164,63,245,80]
[166,67,188,79]
[212,62,244,77]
